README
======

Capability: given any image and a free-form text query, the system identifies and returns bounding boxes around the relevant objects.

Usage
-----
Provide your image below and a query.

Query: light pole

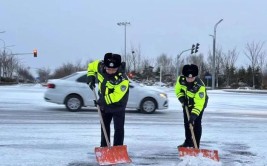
[211,19,223,90]
[117,22,130,61]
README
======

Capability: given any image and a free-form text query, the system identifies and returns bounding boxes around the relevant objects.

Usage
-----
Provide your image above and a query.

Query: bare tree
[0,50,19,80]
[139,57,156,80]
[156,53,173,74]
[222,48,239,86]
[52,63,79,79]
[127,45,142,73]
[17,66,34,83]
[125,52,134,73]
[244,41,265,88]
[37,67,51,83]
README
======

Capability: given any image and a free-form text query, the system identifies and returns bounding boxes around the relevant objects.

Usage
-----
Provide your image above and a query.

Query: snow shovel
[92,87,132,165]
[178,106,220,161]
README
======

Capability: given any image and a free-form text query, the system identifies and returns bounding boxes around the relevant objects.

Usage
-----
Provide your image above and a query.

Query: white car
[44,71,168,114]
[237,86,253,90]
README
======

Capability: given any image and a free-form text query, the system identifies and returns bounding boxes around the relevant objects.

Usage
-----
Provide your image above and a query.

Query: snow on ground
[0,84,267,166]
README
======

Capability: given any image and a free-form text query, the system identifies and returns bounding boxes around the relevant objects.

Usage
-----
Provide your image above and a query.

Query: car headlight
[159,93,167,99]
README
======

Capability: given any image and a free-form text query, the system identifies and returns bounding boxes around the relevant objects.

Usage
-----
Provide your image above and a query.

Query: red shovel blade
[95,145,132,165]
[178,147,219,161]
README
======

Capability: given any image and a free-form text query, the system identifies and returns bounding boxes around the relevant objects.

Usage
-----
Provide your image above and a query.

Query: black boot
[177,141,193,148]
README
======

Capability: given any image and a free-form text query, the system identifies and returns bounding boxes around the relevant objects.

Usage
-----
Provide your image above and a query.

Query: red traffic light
[33,49,37,57]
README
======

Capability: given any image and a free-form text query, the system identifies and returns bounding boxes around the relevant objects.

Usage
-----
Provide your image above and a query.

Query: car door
[127,82,140,108]
[76,74,95,106]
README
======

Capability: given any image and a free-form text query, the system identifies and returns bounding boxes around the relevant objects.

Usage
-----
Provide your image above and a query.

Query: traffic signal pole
[12,49,38,57]
[176,48,192,79]
[176,43,200,79]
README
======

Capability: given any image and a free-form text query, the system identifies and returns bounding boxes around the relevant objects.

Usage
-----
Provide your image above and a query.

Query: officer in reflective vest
[175,64,208,148]
[87,53,129,147]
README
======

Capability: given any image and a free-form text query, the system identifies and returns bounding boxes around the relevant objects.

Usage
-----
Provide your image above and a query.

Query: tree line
[1,41,266,89]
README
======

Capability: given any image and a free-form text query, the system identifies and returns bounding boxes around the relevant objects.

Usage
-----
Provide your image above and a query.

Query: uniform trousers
[183,107,204,148]
[100,110,125,147]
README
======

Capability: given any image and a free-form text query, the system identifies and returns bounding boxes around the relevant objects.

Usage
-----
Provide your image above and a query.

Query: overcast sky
[0,0,266,74]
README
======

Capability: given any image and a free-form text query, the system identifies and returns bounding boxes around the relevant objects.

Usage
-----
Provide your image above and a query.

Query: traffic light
[195,43,200,53]
[191,44,195,54]
[33,49,37,57]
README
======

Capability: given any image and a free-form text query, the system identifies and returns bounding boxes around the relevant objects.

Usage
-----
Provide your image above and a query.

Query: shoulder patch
[199,92,204,98]
[120,85,127,92]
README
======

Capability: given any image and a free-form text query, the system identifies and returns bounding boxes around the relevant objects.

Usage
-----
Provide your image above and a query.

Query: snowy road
[0,84,267,166]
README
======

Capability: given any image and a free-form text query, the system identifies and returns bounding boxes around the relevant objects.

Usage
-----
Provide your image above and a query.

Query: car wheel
[140,97,157,114]
[65,94,83,112]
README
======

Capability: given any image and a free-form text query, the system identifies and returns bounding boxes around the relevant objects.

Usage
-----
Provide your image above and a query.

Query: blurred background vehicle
[44,71,168,114]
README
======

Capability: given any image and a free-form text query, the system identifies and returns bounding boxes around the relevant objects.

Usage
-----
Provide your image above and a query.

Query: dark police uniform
[87,54,129,147]
[175,64,208,148]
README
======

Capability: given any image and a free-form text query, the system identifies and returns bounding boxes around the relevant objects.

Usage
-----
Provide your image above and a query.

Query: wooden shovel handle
[185,106,198,149]
[92,87,111,148]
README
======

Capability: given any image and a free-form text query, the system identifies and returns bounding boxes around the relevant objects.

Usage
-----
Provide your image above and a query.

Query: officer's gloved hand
[189,113,198,125]
[178,97,186,108]
[93,100,99,107]
[87,76,96,90]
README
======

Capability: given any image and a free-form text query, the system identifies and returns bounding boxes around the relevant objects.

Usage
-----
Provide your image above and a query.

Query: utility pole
[211,19,223,90]
[160,65,162,85]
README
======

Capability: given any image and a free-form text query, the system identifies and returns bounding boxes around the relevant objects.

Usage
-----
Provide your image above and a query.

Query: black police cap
[104,53,122,68]
[182,64,199,77]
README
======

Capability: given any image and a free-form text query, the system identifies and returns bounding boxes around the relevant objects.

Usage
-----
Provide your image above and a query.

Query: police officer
[87,53,129,147]
[175,64,208,148]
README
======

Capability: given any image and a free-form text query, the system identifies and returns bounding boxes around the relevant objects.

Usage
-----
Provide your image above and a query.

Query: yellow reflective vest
[87,60,129,112]
[175,76,208,116]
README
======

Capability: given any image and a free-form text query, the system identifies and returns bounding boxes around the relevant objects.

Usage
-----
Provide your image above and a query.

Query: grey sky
[0,0,266,73]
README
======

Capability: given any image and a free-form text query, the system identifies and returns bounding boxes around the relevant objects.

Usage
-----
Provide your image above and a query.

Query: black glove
[87,76,95,90]
[94,100,105,113]
[189,113,198,125]
[178,97,185,103]
[93,100,99,107]
[178,97,186,108]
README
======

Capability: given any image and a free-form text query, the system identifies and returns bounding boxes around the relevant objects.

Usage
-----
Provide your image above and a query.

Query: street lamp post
[117,22,130,61]
[211,19,223,90]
